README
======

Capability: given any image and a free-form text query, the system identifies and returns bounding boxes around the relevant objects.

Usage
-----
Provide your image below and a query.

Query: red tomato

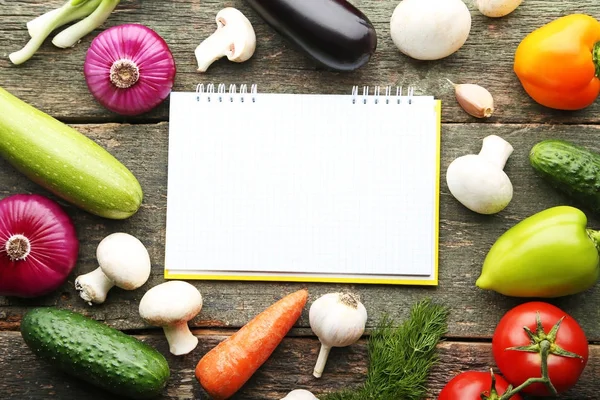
[492,302,588,396]
[438,371,522,399]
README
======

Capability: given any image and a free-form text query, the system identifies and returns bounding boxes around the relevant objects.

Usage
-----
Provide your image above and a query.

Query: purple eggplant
[245,0,377,71]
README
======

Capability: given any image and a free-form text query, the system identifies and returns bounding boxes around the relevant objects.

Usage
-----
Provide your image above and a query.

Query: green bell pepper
[476,206,600,298]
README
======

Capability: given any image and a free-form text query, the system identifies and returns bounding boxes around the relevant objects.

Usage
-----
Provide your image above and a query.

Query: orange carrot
[195,288,308,400]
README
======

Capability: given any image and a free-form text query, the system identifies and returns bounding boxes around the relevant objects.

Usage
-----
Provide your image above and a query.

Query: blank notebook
[165,84,441,285]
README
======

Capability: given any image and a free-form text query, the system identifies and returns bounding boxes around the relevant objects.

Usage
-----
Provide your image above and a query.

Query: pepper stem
[5,234,31,261]
[593,42,600,78]
[110,59,140,89]
[586,229,600,253]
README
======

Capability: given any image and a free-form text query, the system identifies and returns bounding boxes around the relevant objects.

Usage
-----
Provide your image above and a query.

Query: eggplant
[245,0,377,71]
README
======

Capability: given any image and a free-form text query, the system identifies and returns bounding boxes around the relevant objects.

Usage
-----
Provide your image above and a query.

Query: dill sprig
[322,298,449,400]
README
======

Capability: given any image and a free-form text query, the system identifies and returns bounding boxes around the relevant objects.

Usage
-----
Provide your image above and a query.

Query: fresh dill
[321,298,449,400]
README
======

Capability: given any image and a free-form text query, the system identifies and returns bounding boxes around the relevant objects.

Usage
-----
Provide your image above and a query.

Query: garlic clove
[476,0,523,18]
[448,80,494,118]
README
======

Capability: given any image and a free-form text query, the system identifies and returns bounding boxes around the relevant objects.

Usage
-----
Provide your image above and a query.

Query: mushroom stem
[194,30,233,72]
[163,322,198,356]
[313,343,332,378]
[478,135,514,169]
[74,267,115,305]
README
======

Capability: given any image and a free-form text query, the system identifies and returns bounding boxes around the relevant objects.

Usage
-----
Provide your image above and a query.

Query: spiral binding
[351,85,415,105]
[196,83,258,103]
[195,84,414,105]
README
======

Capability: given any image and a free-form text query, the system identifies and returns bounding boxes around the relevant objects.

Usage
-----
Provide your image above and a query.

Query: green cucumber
[530,139,600,212]
[21,307,170,399]
[0,86,142,219]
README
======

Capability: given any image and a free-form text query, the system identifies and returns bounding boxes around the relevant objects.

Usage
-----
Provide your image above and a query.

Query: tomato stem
[495,312,584,399]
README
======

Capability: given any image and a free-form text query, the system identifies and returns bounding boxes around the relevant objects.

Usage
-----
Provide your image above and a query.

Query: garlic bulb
[309,292,367,378]
[280,389,319,400]
[476,0,523,18]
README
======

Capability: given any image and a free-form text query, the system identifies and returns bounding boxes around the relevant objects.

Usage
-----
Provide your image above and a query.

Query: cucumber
[0,86,142,219]
[530,139,600,212]
[21,307,170,399]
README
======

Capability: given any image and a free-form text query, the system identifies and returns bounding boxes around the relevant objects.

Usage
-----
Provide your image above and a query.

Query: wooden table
[2,1,600,399]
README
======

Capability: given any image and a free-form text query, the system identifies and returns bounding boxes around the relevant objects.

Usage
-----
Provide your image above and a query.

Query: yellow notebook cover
[165,85,441,285]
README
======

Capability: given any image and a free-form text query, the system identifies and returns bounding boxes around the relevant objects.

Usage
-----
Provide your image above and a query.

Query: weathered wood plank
[1,0,600,124]
[0,331,597,399]
[2,122,600,340]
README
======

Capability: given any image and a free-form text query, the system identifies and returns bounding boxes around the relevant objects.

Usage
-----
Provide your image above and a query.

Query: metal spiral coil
[195,83,258,103]
[351,85,415,105]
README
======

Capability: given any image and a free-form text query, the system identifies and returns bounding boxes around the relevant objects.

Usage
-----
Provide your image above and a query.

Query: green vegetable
[530,139,600,213]
[10,0,120,65]
[21,307,170,399]
[476,206,600,298]
[322,299,449,400]
[0,86,142,219]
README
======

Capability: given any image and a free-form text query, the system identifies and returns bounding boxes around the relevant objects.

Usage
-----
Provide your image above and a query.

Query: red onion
[84,24,176,116]
[0,194,79,298]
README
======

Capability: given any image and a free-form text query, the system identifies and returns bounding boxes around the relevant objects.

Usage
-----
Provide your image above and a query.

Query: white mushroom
[139,281,203,356]
[390,0,472,61]
[446,135,514,214]
[75,232,151,305]
[194,7,256,72]
[281,389,319,400]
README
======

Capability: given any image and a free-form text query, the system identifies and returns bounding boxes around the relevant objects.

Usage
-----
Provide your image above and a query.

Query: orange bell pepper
[514,14,600,111]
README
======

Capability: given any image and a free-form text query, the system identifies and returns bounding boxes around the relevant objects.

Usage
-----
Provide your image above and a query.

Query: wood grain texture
[1,122,600,339]
[1,0,600,124]
[2,1,600,399]
[0,330,598,400]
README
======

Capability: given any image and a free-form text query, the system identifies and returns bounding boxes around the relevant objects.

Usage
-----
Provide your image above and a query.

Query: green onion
[10,0,120,65]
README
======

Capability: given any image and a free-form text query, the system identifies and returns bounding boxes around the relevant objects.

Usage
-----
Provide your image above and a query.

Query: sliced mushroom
[195,7,256,72]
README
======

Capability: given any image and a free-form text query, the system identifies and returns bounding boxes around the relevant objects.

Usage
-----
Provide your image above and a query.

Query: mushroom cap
[96,232,151,290]
[446,155,513,214]
[139,281,203,326]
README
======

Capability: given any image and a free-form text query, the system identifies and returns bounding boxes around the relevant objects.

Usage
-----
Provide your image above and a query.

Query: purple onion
[0,194,79,298]
[84,24,176,116]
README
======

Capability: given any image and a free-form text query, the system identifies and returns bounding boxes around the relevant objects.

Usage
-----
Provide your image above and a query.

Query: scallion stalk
[9,0,120,65]
[53,0,121,48]
[26,0,101,38]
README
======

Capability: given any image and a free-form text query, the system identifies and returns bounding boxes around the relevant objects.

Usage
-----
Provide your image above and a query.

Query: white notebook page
[165,90,439,280]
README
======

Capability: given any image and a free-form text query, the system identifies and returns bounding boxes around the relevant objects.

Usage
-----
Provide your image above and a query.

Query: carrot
[195,288,308,399]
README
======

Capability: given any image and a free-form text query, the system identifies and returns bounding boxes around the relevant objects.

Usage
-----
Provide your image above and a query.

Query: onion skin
[84,24,176,116]
[0,194,79,298]
[245,0,377,71]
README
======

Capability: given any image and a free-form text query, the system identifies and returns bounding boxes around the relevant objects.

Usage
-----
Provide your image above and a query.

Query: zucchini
[0,86,142,219]
[21,307,170,399]
[530,139,600,212]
